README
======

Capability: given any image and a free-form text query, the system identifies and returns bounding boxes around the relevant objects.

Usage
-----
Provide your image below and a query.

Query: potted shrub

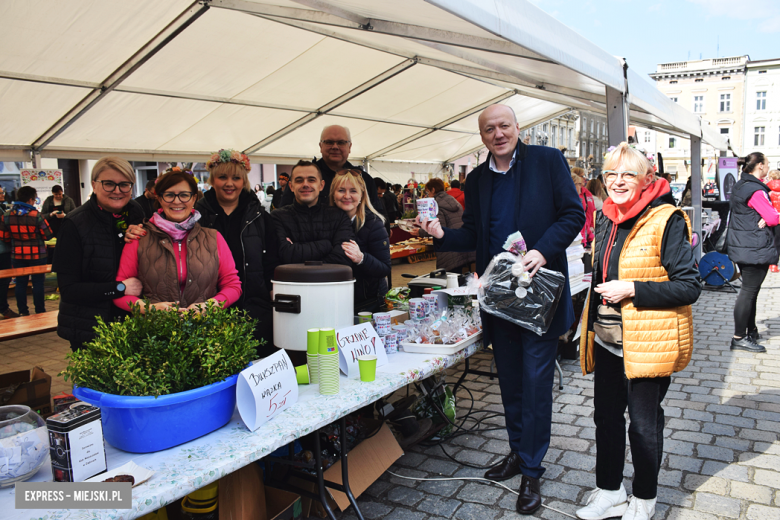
[62,301,258,453]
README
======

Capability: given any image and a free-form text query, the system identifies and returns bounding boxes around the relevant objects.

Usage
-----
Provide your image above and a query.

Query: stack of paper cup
[318,328,339,395]
[307,328,320,385]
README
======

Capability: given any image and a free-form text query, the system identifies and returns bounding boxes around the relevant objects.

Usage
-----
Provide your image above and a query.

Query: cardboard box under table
[268,419,402,518]
[0,366,52,416]
[219,465,301,520]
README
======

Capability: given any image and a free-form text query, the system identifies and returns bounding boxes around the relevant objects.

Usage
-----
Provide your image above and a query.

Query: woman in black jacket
[196,150,279,357]
[726,151,777,353]
[53,157,145,351]
[330,169,391,313]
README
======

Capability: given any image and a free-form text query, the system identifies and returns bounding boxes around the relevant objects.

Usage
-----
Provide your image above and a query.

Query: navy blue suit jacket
[436,140,585,338]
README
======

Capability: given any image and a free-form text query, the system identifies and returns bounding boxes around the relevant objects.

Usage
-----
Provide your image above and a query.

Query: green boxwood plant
[62,300,259,397]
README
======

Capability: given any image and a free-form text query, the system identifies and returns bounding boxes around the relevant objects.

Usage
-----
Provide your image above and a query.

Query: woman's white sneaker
[622,496,656,520]
[576,485,628,520]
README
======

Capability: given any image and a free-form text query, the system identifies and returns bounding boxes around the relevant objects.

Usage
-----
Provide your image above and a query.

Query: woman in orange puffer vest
[766,170,780,272]
[576,143,701,520]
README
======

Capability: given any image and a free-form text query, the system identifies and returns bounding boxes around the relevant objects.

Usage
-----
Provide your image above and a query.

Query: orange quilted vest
[580,205,693,379]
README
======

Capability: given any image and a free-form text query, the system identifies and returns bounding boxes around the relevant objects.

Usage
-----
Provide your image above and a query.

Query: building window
[719,93,731,112]
[551,125,557,147]
[757,91,767,110]
[722,76,731,81]
[590,120,594,132]
[645,131,651,143]
[560,126,565,148]
[755,126,765,146]
[695,78,703,83]
[568,128,573,149]
[670,80,678,84]
[694,96,704,113]
[596,122,600,136]
[759,70,767,74]
[720,128,729,135]
[669,137,676,148]
[669,96,678,103]
[542,123,548,133]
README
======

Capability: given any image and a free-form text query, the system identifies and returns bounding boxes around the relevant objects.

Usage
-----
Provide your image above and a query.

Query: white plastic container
[272,262,355,351]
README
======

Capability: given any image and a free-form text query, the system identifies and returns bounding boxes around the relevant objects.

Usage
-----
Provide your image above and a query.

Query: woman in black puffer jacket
[330,170,391,313]
[196,151,279,357]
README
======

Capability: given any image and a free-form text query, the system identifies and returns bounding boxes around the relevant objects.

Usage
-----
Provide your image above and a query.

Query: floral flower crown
[207,149,251,171]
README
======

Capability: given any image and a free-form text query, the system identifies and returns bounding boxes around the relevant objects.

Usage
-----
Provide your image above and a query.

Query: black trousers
[594,345,670,499]
[734,263,769,337]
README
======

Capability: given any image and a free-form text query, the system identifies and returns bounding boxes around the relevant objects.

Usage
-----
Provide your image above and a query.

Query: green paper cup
[358,355,377,382]
[319,328,338,356]
[307,353,319,384]
[295,365,310,384]
[307,328,321,354]
[357,312,373,323]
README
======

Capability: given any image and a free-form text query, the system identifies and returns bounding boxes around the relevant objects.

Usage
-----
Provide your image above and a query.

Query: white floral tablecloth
[3,338,483,520]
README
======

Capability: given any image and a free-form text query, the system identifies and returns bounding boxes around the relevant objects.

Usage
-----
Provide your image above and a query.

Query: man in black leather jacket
[270,160,354,266]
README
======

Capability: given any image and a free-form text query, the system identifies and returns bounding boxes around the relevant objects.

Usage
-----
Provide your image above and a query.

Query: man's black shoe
[748,329,762,343]
[484,452,523,481]
[731,336,766,353]
[516,475,542,515]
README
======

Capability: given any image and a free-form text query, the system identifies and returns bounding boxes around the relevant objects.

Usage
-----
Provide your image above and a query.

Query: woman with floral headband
[196,150,279,356]
[114,167,241,315]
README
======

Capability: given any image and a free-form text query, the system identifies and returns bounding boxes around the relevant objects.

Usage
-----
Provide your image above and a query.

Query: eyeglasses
[603,170,639,184]
[161,191,195,203]
[321,140,351,147]
[96,180,134,193]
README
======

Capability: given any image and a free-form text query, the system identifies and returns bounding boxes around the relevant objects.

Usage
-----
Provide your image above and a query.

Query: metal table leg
[313,430,338,520]
[339,416,365,520]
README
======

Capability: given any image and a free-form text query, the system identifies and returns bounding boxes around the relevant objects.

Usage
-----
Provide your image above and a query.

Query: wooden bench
[0,265,52,279]
[0,310,59,341]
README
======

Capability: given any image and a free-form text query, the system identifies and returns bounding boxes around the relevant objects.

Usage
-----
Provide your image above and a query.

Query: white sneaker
[622,496,656,520]
[576,485,628,519]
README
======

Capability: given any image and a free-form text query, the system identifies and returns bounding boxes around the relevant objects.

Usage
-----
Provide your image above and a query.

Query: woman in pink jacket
[114,168,241,313]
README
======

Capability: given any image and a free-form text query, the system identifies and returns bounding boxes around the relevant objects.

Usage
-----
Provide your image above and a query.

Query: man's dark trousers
[488,313,558,479]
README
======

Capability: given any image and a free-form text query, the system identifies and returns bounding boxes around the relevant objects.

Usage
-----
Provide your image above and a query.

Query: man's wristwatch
[116,282,126,296]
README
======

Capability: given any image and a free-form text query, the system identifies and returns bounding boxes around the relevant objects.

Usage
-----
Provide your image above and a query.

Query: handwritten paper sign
[336,323,389,378]
[236,350,298,431]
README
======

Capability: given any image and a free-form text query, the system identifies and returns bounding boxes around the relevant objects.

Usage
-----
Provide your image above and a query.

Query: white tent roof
[0,0,726,165]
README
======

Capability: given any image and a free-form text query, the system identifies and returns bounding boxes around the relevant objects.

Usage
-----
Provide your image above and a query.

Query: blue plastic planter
[73,374,239,453]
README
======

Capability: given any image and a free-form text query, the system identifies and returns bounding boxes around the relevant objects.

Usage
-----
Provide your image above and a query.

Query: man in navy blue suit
[419,104,585,515]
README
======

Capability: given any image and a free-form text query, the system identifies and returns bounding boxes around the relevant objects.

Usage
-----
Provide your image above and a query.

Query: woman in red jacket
[573,173,595,249]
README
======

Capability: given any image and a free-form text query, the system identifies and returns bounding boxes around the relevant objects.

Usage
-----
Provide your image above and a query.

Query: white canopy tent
[0,0,725,256]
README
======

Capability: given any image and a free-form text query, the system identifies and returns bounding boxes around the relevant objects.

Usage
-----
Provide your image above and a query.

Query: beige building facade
[649,56,748,183]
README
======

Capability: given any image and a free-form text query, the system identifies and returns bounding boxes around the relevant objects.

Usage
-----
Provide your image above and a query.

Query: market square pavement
[2,261,779,519]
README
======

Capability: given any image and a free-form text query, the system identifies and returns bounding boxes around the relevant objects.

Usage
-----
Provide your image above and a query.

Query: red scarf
[602,178,670,224]
[600,178,670,301]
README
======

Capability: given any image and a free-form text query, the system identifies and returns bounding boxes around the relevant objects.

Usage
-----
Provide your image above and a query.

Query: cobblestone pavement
[3,265,780,519]
[335,274,780,520]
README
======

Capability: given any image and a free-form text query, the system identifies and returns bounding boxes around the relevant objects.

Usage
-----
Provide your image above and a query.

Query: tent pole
[690,134,703,261]
[605,86,628,146]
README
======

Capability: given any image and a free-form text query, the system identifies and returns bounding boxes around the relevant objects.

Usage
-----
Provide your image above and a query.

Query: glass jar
[0,405,48,487]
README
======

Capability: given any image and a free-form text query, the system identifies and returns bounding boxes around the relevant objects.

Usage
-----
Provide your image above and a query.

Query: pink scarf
[149,209,201,241]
